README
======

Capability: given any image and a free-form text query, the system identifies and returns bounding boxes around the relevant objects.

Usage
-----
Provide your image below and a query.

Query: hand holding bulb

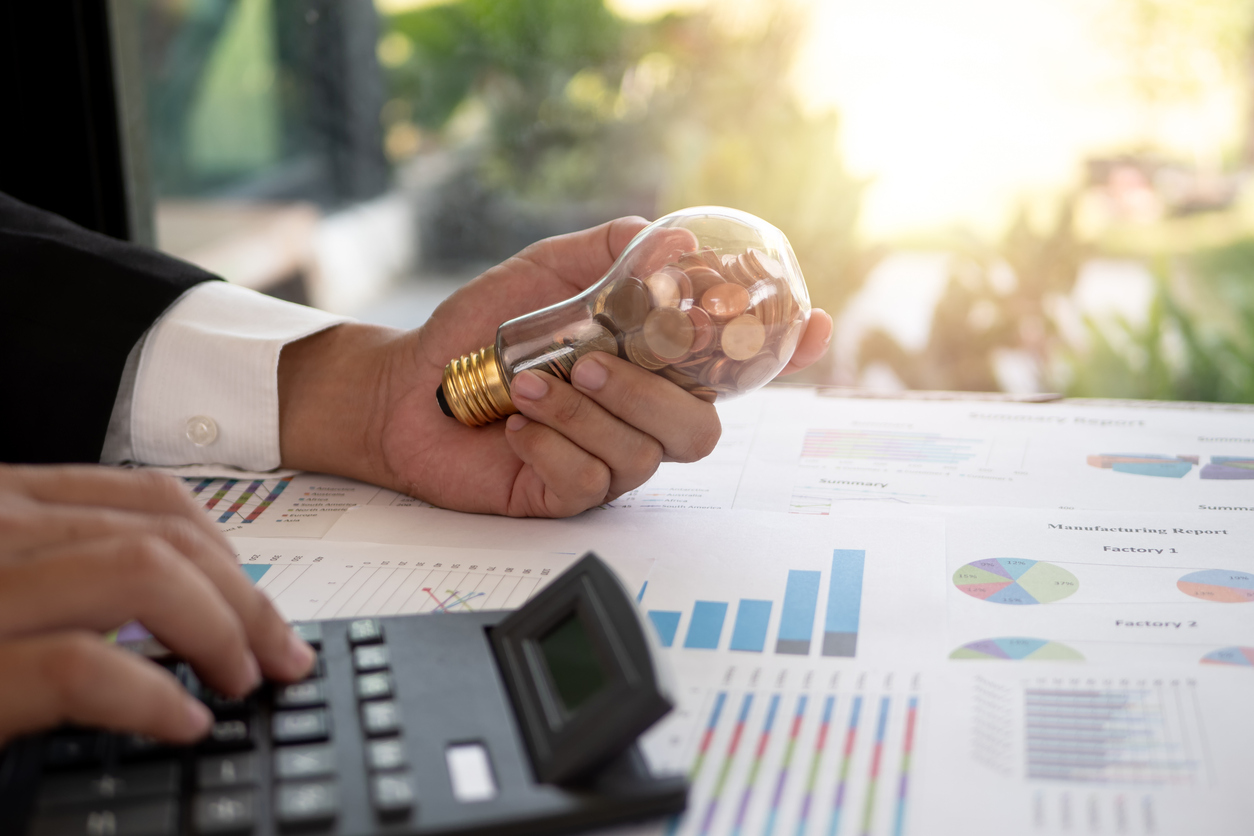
[276,212,833,518]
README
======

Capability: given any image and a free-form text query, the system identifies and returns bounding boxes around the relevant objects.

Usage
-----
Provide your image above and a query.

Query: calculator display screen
[538,612,607,712]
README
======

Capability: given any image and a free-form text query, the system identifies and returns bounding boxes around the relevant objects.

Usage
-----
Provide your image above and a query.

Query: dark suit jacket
[1,192,220,463]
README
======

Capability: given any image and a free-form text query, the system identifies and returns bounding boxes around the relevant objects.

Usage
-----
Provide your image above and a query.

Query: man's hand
[0,465,315,746]
[278,217,833,517]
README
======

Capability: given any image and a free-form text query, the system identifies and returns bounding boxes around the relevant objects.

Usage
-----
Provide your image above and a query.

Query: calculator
[0,553,687,835]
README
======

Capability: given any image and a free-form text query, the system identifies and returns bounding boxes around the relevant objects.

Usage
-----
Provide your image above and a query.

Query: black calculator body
[0,554,687,835]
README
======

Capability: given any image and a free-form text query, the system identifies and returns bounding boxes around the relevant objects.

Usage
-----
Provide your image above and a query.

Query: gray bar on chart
[775,639,812,656]
[822,631,858,657]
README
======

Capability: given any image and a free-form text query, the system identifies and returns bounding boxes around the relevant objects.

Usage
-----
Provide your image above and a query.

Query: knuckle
[572,461,611,501]
[135,470,186,504]
[158,515,202,553]
[551,390,591,426]
[119,535,175,584]
[633,438,665,476]
[675,413,722,462]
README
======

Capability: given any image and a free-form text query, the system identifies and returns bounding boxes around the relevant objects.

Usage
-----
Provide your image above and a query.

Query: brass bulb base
[439,345,517,427]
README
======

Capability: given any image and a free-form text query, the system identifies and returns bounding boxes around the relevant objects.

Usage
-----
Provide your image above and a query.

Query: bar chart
[189,476,294,525]
[656,675,921,836]
[646,550,865,658]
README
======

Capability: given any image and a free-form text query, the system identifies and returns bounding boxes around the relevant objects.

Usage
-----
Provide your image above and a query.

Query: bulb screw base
[438,345,518,427]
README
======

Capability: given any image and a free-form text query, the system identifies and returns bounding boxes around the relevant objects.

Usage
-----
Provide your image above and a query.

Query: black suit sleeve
[0,191,222,464]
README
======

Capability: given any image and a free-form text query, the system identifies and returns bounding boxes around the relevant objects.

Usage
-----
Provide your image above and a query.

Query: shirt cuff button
[186,416,219,446]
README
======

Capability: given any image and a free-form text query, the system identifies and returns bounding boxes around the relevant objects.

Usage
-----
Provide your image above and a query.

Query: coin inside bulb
[720,313,766,360]
[643,306,696,361]
[605,278,650,331]
[700,283,750,322]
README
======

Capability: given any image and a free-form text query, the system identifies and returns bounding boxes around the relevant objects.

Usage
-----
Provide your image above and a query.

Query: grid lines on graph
[801,430,980,464]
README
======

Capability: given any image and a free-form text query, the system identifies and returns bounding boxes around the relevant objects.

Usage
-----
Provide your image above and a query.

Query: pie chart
[953,558,1079,605]
[950,637,1083,661]
[1201,647,1254,667]
[1176,569,1254,603]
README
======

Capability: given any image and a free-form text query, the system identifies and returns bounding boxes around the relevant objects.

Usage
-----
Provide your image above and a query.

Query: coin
[720,313,766,360]
[686,306,716,354]
[689,385,718,404]
[721,254,755,287]
[684,266,724,302]
[748,248,785,279]
[700,283,750,322]
[593,313,626,358]
[700,356,735,387]
[733,352,778,390]
[582,322,620,357]
[776,319,804,362]
[644,267,684,308]
[643,306,695,361]
[625,332,669,370]
[605,277,650,331]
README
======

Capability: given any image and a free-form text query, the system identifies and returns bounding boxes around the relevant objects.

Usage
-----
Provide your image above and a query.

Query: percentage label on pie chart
[953,558,1079,605]
[1201,647,1254,666]
[951,637,1083,661]
[1177,569,1254,603]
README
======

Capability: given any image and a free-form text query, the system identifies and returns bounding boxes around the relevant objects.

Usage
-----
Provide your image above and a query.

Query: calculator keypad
[16,623,420,835]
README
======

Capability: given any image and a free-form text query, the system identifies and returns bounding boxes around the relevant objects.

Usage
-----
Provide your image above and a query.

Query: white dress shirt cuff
[107,282,350,470]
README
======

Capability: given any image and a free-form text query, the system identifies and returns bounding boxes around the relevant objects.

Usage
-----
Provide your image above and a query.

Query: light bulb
[436,206,811,427]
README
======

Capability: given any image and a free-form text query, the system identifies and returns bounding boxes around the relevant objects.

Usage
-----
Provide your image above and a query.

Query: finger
[502,414,612,518]
[0,537,261,696]
[508,369,664,498]
[566,353,722,464]
[4,465,233,555]
[0,633,212,748]
[0,503,313,683]
[522,216,650,291]
[778,309,833,377]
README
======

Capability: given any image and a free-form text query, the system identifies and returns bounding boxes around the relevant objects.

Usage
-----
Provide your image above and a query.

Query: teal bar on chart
[775,570,820,655]
[822,549,865,657]
[729,599,772,652]
[241,564,271,584]
[683,601,728,650]
[647,610,681,647]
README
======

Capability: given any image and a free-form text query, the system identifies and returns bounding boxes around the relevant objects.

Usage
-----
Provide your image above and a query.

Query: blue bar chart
[645,550,866,657]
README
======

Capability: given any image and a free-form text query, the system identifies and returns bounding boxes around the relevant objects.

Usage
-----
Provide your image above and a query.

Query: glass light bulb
[437,206,811,427]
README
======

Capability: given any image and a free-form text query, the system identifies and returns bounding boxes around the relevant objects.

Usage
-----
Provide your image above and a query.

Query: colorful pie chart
[1176,569,1254,603]
[953,558,1079,605]
[1086,453,1197,478]
[950,637,1083,661]
[1201,647,1254,667]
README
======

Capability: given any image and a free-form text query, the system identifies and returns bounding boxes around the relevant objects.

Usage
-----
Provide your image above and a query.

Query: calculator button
[116,734,172,762]
[272,710,331,744]
[197,753,259,788]
[366,739,407,771]
[193,788,257,834]
[275,780,337,827]
[37,762,180,807]
[348,618,383,645]
[360,701,401,737]
[355,672,393,701]
[301,655,326,681]
[274,680,326,709]
[370,772,415,817]
[274,745,336,780]
[43,733,106,769]
[292,622,323,648]
[353,645,390,672]
[201,719,255,752]
[28,798,179,836]
[202,691,251,717]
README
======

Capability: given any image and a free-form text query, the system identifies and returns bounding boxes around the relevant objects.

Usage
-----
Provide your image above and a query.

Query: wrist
[277,323,402,485]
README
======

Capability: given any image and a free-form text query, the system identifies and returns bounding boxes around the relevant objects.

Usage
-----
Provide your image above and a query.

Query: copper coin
[698,247,723,270]
[625,332,669,370]
[689,385,718,404]
[700,283,750,322]
[733,352,779,391]
[644,267,684,308]
[660,365,698,387]
[749,282,780,331]
[740,248,768,279]
[643,306,695,361]
[678,253,709,273]
[686,306,716,354]
[751,248,785,279]
[721,254,754,287]
[720,314,766,361]
[606,277,650,331]
[684,266,724,302]
[700,356,735,387]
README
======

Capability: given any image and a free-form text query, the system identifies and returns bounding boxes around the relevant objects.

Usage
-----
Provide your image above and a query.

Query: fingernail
[506,414,530,431]
[512,371,548,400]
[287,631,316,677]
[185,698,213,736]
[572,356,608,391]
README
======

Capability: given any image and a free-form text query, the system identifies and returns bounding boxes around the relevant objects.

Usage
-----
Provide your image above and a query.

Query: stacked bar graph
[675,685,919,836]
[645,551,866,658]
[1024,683,1206,784]
[189,476,294,525]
